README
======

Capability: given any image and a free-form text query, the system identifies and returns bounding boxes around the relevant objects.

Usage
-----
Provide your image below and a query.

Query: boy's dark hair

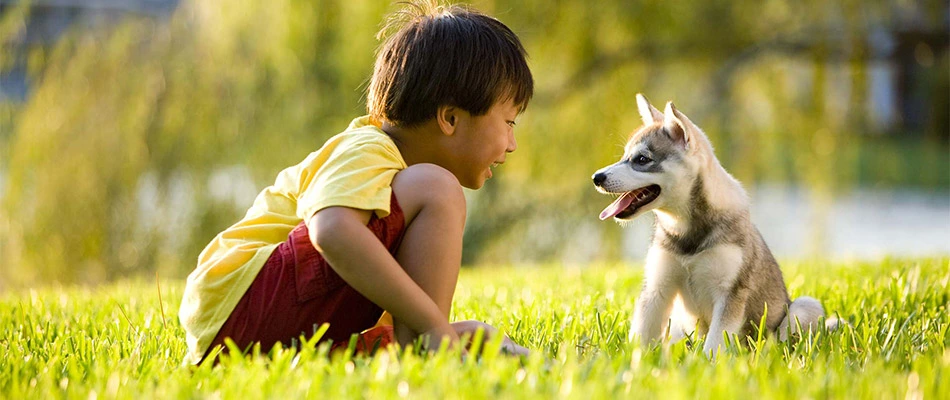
[367,1,533,127]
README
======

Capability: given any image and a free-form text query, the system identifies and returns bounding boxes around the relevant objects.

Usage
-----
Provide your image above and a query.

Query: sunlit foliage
[0,0,947,285]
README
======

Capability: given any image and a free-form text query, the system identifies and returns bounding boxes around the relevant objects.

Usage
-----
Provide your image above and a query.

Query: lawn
[2,258,948,399]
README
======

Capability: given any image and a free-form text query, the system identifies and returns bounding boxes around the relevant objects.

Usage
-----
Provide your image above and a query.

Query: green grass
[2,258,948,399]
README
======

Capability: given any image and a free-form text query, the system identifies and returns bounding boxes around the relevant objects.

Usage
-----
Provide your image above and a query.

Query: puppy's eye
[633,155,652,165]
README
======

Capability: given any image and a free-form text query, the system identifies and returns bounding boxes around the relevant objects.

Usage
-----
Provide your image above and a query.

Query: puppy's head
[592,94,701,221]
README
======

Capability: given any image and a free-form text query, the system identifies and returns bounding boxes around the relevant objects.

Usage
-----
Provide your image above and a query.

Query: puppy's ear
[663,101,690,150]
[636,93,664,125]
[669,103,701,137]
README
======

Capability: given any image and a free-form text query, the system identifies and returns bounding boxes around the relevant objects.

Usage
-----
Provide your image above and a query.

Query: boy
[178,0,533,365]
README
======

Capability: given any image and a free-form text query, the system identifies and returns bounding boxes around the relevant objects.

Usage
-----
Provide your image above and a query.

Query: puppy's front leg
[629,247,682,346]
[702,294,746,358]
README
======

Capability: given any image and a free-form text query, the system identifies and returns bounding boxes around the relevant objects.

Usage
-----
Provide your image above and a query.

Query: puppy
[593,94,834,356]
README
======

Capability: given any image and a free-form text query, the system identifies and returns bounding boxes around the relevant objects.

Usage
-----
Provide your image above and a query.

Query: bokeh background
[1,0,947,288]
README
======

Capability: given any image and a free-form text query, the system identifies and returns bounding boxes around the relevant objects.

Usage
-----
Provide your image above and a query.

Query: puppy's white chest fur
[666,244,744,322]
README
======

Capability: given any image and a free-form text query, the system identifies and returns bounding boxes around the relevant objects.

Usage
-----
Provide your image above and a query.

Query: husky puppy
[593,94,830,356]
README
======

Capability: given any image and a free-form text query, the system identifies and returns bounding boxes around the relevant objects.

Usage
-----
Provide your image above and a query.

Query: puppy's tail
[777,296,842,341]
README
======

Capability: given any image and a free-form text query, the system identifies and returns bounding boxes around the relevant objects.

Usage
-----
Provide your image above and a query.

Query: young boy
[178,0,533,365]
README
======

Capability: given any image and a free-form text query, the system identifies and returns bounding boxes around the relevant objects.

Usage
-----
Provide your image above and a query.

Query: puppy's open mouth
[599,185,661,220]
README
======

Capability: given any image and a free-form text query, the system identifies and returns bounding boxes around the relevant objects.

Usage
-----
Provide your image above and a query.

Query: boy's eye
[506,120,516,128]
[633,155,652,165]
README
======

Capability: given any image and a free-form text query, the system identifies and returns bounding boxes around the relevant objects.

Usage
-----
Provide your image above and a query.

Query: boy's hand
[418,324,462,352]
[450,320,531,357]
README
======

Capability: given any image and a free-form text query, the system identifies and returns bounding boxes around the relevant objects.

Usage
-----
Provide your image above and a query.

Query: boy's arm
[307,206,459,346]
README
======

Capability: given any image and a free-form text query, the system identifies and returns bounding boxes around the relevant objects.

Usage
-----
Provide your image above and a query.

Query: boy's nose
[592,172,607,186]
[507,133,517,153]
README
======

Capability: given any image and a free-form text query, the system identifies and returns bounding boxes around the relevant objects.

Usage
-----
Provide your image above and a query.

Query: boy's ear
[436,105,459,136]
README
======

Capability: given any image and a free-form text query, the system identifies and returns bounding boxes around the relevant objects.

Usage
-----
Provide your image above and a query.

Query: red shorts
[203,193,406,362]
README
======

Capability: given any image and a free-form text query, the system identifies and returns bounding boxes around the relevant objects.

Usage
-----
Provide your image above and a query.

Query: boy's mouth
[599,185,661,220]
[486,162,503,179]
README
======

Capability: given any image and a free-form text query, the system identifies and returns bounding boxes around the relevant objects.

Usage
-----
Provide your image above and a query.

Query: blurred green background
[1,0,947,288]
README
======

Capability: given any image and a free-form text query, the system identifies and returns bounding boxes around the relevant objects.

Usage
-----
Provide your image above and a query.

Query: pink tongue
[599,192,635,220]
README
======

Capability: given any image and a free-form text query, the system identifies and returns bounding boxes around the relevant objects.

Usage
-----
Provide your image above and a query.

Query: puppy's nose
[592,172,607,186]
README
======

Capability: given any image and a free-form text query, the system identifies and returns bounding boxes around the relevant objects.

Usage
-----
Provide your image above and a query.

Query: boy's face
[447,98,520,189]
